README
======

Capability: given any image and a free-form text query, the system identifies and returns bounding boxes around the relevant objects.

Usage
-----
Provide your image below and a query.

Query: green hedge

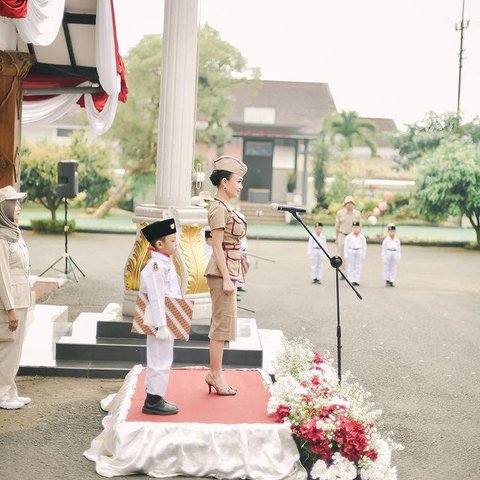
[30,218,77,234]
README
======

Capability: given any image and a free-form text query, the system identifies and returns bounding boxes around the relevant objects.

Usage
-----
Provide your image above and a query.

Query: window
[57,128,74,137]
[245,141,273,157]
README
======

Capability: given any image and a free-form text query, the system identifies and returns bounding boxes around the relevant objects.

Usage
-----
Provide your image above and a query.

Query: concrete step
[239,202,286,224]
[55,335,262,367]
[96,317,210,341]
[19,302,284,379]
[18,360,263,379]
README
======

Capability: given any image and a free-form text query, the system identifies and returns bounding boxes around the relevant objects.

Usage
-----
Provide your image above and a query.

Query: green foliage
[69,134,113,207]
[107,25,260,200]
[311,136,329,206]
[287,171,296,193]
[197,24,260,147]
[323,110,377,156]
[391,112,480,170]
[416,140,480,244]
[20,141,70,221]
[325,165,355,205]
[30,218,76,234]
[20,136,114,220]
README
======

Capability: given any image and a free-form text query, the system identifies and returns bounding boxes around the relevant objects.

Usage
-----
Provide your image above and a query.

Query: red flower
[334,417,369,462]
[274,404,291,422]
[311,375,321,386]
[310,439,333,461]
[318,404,346,418]
[365,448,378,461]
[299,417,333,461]
[314,352,326,364]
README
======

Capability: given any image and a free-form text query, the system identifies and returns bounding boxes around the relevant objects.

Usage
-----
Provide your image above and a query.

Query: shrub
[30,218,77,234]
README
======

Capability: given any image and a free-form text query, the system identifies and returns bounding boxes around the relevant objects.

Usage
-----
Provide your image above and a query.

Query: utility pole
[455,0,469,121]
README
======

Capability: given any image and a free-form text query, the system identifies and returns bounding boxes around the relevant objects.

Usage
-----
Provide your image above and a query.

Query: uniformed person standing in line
[344,221,367,286]
[335,196,361,264]
[0,187,32,410]
[382,223,401,287]
[205,155,247,396]
[308,222,327,284]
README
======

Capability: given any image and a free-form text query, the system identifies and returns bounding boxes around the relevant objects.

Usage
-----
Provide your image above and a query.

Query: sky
[113,0,480,129]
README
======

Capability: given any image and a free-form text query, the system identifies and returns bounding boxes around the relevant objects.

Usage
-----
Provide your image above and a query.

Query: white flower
[373,438,392,467]
[311,453,357,480]
[311,459,329,480]
[360,462,397,480]
[328,397,350,409]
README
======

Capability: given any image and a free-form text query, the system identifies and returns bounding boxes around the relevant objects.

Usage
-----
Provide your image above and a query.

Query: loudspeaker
[57,160,78,198]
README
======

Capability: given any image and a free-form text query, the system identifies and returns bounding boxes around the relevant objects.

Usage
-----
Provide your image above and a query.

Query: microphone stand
[289,211,362,382]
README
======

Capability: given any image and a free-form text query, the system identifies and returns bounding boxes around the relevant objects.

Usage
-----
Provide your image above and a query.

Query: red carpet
[126,368,277,424]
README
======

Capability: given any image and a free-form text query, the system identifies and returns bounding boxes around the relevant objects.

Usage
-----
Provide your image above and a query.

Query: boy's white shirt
[344,232,367,260]
[139,251,182,328]
[307,233,327,257]
[382,235,401,261]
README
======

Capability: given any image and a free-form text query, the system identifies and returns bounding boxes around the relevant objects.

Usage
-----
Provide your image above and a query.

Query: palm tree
[324,110,377,158]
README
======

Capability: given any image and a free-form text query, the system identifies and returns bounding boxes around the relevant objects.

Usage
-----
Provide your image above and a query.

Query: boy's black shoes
[386,281,395,287]
[142,394,178,415]
[312,278,321,284]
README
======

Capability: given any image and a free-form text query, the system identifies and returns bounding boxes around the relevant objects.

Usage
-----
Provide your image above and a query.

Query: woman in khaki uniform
[205,156,247,396]
[0,186,31,410]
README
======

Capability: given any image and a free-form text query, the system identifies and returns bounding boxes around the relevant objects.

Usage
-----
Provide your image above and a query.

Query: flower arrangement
[267,337,402,480]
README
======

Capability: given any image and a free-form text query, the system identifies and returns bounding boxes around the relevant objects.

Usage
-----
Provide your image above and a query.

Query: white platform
[84,365,307,479]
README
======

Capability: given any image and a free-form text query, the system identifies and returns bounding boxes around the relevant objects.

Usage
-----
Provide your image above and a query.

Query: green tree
[391,111,480,170]
[20,137,114,220]
[324,110,377,157]
[321,111,376,204]
[415,140,480,245]
[69,133,113,208]
[311,135,330,207]
[98,25,259,217]
[20,141,70,221]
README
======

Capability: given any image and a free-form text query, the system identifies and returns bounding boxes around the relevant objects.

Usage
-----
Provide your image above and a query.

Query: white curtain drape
[84,92,118,135]
[96,0,120,97]
[22,90,83,125]
[21,0,122,135]
[15,0,65,46]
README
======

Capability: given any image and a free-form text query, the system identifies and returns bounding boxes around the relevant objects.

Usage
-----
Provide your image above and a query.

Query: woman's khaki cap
[343,195,355,205]
[0,186,27,203]
[213,155,247,176]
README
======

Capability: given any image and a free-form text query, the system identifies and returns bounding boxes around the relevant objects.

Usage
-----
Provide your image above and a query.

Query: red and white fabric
[15,0,65,46]
[19,0,128,135]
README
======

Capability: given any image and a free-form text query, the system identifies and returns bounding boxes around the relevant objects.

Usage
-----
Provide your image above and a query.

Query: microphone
[270,203,307,214]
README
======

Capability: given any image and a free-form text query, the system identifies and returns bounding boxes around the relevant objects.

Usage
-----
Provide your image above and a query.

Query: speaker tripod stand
[39,198,85,282]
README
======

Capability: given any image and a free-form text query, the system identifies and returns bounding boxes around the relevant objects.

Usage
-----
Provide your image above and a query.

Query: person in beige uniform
[204,155,247,396]
[335,195,361,263]
[0,186,31,410]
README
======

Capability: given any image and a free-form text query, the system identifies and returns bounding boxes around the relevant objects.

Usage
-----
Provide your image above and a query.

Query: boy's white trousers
[145,336,174,396]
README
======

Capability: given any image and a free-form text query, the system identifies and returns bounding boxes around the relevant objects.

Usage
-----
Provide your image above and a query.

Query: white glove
[155,325,173,341]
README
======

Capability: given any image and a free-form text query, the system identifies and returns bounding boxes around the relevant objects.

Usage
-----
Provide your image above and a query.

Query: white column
[125,0,212,329]
[155,0,198,206]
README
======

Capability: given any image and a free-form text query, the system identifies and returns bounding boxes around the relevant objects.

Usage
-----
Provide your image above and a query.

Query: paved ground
[1,231,479,479]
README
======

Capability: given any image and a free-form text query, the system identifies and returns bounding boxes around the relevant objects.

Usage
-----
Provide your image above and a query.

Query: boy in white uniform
[140,218,181,415]
[344,221,367,286]
[382,223,401,287]
[308,222,327,284]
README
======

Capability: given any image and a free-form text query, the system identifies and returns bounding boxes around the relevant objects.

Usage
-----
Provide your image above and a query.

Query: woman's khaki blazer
[0,238,31,312]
